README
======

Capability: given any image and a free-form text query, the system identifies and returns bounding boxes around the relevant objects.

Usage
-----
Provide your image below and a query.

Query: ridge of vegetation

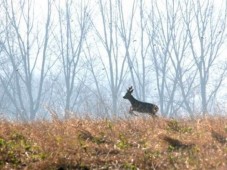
[0,116,227,169]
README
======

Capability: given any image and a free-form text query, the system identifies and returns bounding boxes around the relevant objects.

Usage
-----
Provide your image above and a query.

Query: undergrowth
[0,116,227,169]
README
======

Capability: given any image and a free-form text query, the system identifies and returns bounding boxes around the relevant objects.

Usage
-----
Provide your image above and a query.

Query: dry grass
[0,116,227,169]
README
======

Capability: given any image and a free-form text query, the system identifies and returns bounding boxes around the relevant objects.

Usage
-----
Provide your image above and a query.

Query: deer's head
[123,86,133,99]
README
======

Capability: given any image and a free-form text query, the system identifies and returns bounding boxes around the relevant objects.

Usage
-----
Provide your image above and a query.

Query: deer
[123,86,159,117]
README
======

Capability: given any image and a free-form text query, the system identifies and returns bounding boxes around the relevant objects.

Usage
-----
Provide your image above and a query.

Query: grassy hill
[0,116,227,169]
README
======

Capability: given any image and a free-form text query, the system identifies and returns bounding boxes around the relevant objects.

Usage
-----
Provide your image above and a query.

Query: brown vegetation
[0,116,227,169]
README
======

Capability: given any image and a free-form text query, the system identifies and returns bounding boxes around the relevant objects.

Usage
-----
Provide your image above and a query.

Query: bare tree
[182,0,227,116]
[146,0,179,117]
[117,0,139,97]
[145,0,227,117]
[92,0,128,116]
[54,0,91,118]
[0,0,53,120]
[83,39,110,117]
[166,1,198,118]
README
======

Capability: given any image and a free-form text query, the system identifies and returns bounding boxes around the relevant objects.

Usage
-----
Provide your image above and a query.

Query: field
[0,115,227,169]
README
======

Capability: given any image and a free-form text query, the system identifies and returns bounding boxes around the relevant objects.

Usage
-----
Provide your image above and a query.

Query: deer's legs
[129,106,138,116]
[151,114,158,119]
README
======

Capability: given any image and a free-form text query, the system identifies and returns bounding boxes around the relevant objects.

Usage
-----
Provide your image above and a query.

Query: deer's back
[132,100,158,114]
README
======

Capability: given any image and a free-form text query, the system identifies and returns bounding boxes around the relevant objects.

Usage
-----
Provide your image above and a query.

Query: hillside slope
[0,116,227,169]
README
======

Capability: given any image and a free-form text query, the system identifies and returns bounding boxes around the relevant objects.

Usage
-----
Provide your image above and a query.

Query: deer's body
[123,86,159,116]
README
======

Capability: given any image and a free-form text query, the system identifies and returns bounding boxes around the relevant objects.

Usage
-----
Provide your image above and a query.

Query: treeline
[0,0,227,120]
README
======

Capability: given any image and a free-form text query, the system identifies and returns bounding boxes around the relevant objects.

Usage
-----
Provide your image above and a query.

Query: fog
[0,0,227,120]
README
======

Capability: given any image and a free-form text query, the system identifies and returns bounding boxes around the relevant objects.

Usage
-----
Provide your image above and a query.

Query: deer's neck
[128,95,138,105]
